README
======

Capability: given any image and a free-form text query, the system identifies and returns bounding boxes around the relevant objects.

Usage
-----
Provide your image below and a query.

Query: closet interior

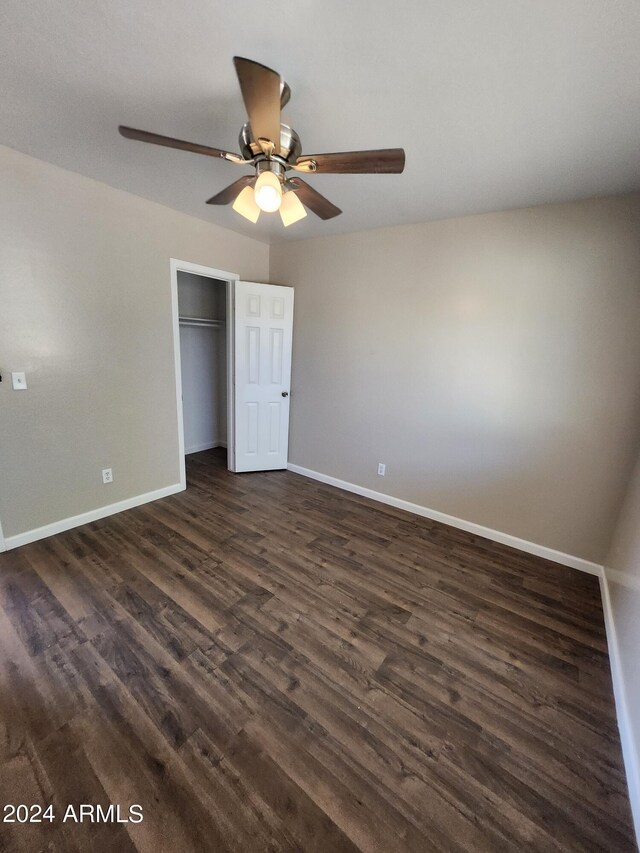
[177,271,228,459]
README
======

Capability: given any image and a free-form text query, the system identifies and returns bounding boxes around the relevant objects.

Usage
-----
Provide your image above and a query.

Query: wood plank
[0,447,633,852]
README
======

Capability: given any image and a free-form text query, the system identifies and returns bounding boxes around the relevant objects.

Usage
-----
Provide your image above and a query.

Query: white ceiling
[2,0,639,243]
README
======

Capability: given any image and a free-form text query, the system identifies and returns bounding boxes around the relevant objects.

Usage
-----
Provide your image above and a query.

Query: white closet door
[234,282,294,472]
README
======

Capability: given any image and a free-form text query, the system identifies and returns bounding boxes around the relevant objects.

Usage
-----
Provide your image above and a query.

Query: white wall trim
[226,279,235,472]
[185,440,227,455]
[3,483,183,551]
[599,573,640,846]
[0,517,5,553]
[170,258,239,488]
[286,463,603,575]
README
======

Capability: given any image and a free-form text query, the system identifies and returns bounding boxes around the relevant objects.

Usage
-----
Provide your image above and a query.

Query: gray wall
[177,271,226,320]
[271,194,640,563]
[0,146,268,540]
[2,144,640,568]
[605,451,640,839]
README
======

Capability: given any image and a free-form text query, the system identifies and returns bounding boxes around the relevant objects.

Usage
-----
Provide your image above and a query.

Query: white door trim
[0,517,6,553]
[170,258,240,486]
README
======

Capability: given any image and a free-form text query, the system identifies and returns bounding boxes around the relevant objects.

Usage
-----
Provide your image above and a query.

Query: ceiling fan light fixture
[254,170,282,212]
[279,190,307,227]
[232,185,261,222]
[119,58,405,227]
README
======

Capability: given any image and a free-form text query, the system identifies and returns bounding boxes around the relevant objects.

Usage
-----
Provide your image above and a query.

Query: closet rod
[178,316,225,328]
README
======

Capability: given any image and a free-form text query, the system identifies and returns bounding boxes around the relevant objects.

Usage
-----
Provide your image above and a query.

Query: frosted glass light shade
[232,185,260,223]
[279,190,307,227]
[254,171,282,212]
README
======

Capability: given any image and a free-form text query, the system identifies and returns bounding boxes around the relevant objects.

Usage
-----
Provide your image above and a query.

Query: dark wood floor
[0,449,635,852]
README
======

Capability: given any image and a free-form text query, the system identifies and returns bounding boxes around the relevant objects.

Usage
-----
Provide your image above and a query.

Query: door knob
[281,391,289,397]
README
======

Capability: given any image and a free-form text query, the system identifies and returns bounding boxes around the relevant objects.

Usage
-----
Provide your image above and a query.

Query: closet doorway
[170,259,238,487]
[178,270,227,454]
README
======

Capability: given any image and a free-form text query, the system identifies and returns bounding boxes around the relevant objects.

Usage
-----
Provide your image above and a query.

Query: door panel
[234,282,294,471]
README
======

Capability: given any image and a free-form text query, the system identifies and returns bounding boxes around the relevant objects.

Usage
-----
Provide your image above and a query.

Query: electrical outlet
[11,372,27,390]
[102,468,113,484]
[377,463,386,476]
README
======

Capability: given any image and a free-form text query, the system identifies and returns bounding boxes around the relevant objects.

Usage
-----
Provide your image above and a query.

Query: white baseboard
[286,463,602,575]
[4,482,184,551]
[599,573,640,846]
[185,440,227,454]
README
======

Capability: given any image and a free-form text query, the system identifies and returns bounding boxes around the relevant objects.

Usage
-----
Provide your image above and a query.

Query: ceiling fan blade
[280,81,291,110]
[233,57,282,152]
[296,148,406,174]
[206,176,255,205]
[287,178,342,220]
[118,126,241,162]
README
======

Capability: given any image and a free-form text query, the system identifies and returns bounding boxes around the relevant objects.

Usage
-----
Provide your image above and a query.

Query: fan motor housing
[239,122,302,164]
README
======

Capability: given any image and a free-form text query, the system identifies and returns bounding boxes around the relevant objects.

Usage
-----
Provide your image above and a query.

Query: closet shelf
[179,316,225,328]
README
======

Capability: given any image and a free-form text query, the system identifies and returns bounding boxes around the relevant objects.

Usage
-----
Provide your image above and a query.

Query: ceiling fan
[119,57,405,227]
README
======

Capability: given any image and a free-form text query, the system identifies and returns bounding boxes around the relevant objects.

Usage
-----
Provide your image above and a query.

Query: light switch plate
[11,372,27,390]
